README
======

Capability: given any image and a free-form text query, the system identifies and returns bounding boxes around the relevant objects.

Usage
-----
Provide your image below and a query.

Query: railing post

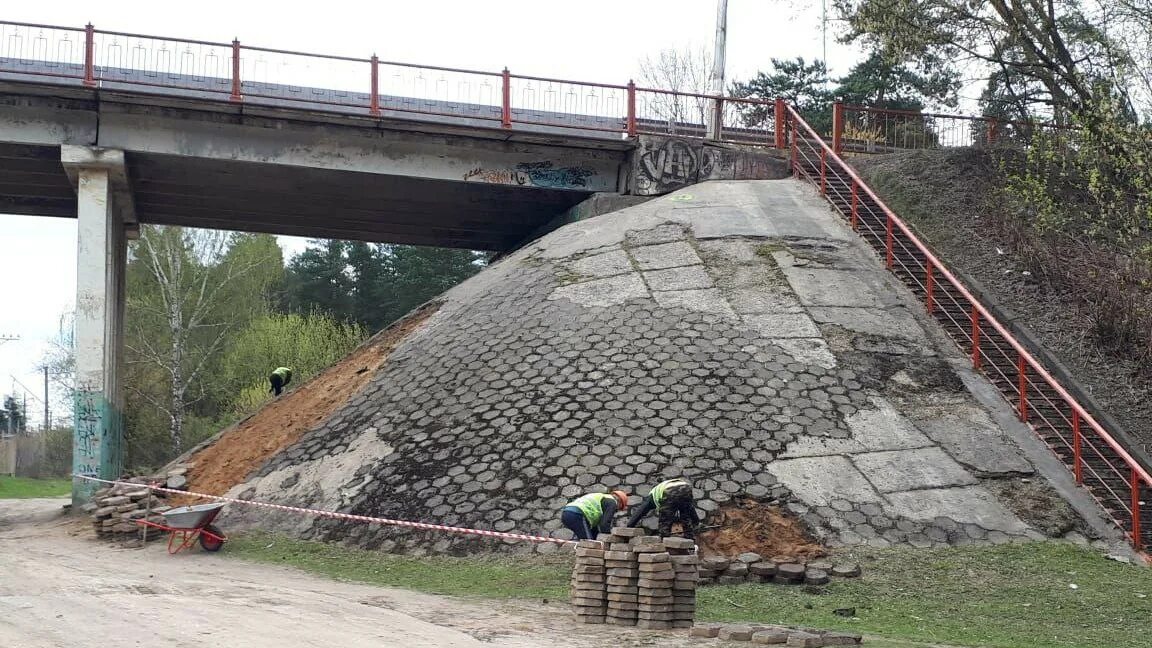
[925,260,935,314]
[885,213,894,269]
[819,148,827,195]
[774,98,786,149]
[971,306,982,369]
[849,181,859,231]
[83,23,96,87]
[832,100,844,155]
[230,39,242,102]
[1017,353,1029,422]
[501,68,512,129]
[790,117,799,177]
[1072,410,1083,484]
[1132,469,1143,547]
[626,80,637,137]
[369,55,380,116]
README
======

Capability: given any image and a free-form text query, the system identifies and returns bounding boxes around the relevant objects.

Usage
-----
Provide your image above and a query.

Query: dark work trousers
[658,486,700,538]
[269,373,284,396]
[561,507,595,540]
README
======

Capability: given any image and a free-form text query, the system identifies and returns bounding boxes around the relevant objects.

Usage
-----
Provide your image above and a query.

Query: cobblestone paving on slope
[225,182,1058,554]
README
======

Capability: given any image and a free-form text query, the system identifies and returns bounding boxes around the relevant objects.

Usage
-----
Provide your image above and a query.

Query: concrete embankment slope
[211,178,1123,555]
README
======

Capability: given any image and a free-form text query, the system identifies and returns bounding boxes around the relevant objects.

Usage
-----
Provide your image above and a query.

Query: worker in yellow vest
[561,490,629,540]
[627,478,700,538]
[269,366,293,396]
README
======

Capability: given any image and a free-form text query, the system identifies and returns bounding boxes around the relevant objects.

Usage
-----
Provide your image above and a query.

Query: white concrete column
[65,148,132,503]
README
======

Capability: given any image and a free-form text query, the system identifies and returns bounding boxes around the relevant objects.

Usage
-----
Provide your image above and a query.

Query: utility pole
[707,0,729,140]
[43,366,50,432]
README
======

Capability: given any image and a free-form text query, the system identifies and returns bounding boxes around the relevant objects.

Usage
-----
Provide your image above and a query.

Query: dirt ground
[697,499,827,560]
[181,304,439,498]
[0,498,712,648]
[853,149,1152,454]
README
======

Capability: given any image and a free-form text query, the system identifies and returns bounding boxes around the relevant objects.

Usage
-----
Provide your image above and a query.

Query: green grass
[0,476,71,498]
[227,536,1152,648]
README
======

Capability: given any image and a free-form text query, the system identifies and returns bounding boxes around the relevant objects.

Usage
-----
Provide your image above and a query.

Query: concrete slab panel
[644,265,714,291]
[698,239,761,264]
[773,338,837,369]
[726,287,804,314]
[883,486,1031,533]
[845,398,933,451]
[653,289,736,319]
[549,273,648,308]
[568,249,633,279]
[630,241,702,270]
[626,223,688,246]
[776,264,885,308]
[808,306,928,342]
[740,313,820,338]
[851,447,979,493]
[911,405,1035,476]
[768,456,883,506]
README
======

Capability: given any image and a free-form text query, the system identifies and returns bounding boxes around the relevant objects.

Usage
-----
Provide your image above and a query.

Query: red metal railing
[0,20,780,146]
[784,104,1151,554]
[832,103,1070,154]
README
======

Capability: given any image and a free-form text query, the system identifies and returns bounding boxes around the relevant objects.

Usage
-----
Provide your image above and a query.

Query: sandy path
[0,498,703,648]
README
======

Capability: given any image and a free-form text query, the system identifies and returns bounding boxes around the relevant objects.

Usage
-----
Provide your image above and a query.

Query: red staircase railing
[784,104,1151,555]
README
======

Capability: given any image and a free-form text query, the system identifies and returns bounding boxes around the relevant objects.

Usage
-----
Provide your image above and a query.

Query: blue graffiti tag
[515,162,596,189]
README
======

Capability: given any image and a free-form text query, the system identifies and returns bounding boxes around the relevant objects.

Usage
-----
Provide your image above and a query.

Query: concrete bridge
[0,21,789,500]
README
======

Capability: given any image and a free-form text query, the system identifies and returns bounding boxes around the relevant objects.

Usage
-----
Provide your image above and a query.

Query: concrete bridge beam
[62,146,132,503]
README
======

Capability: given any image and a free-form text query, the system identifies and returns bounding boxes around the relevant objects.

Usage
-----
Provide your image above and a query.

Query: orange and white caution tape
[74,473,575,546]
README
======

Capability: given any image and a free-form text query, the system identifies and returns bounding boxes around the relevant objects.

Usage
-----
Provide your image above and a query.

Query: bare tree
[638,46,717,132]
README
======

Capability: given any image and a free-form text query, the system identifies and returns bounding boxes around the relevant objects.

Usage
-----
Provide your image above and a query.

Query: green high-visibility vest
[272,367,292,381]
[651,479,688,508]
[567,493,616,527]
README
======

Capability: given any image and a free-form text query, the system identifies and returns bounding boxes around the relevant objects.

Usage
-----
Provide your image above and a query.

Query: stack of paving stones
[697,554,861,587]
[83,465,193,541]
[84,479,171,539]
[603,527,643,625]
[571,540,608,623]
[665,537,699,628]
[634,535,677,629]
[691,623,863,646]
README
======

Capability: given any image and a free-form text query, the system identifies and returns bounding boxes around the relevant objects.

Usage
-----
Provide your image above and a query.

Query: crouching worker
[627,478,700,538]
[561,490,629,540]
[269,366,293,396]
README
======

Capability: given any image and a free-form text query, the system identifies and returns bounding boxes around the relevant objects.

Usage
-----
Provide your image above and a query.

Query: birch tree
[126,227,281,454]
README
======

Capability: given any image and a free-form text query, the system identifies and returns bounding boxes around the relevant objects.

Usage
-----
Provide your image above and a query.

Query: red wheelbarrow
[137,502,227,554]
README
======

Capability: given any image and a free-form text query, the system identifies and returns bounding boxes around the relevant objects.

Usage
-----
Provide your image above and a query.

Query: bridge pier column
[62,147,135,504]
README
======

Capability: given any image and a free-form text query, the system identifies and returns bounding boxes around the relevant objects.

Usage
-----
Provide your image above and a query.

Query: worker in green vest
[560,490,629,540]
[268,366,293,396]
[627,478,700,538]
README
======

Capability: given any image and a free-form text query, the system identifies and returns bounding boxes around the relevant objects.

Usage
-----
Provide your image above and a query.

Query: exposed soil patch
[982,477,1084,538]
[178,303,440,499]
[853,149,1152,455]
[697,499,827,560]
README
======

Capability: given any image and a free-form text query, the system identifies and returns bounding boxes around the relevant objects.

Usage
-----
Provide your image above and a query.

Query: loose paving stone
[749,561,777,576]
[736,552,763,564]
[777,564,806,581]
[804,569,830,585]
[831,563,861,578]
[785,631,822,647]
[719,625,755,641]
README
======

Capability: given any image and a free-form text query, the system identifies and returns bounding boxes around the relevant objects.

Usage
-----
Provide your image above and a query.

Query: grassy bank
[227,536,1150,648]
[0,476,70,499]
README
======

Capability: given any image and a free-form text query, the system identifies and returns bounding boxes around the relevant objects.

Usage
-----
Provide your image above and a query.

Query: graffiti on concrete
[464,167,528,185]
[75,390,100,460]
[515,162,596,189]
[463,162,597,189]
[636,138,699,193]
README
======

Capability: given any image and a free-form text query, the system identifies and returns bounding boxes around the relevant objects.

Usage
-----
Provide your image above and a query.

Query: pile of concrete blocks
[83,480,170,539]
[571,540,608,623]
[572,529,701,629]
[602,527,643,626]
[698,554,861,587]
[666,537,699,628]
[691,623,863,646]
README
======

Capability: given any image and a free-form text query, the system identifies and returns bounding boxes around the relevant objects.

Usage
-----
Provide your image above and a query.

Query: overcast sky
[0,0,859,427]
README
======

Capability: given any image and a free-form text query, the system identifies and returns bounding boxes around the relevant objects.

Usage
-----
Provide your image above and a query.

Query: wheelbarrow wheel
[199,525,225,552]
